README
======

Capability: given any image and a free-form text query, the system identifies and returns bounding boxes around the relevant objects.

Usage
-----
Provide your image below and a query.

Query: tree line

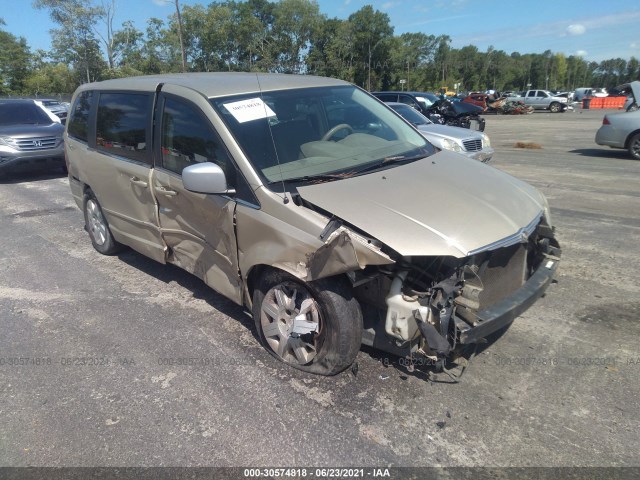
[1,0,639,98]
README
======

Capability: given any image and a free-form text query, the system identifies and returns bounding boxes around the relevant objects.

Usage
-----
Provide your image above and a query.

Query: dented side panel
[236,190,394,289]
[153,168,242,304]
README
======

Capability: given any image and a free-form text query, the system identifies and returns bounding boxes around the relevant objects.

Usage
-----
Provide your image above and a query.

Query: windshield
[0,102,53,126]
[389,104,432,126]
[211,86,433,185]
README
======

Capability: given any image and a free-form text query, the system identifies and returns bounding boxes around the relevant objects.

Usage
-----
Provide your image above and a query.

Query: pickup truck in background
[507,90,569,113]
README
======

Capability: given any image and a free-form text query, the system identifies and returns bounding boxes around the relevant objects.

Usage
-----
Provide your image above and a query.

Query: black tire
[83,189,123,255]
[549,102,561,113]
[252,270,362,375]
[628,133,640,160]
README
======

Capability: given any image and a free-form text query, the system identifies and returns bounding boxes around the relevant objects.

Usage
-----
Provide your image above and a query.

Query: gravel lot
[0,108,639,469]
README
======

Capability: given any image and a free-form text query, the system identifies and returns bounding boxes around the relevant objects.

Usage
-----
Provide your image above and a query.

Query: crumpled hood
[297,151,544,258]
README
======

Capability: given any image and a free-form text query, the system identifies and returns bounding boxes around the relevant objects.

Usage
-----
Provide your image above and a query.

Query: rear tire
[549,102,561,113]
[252,270,362,375]
[83,189,123,255]
[628,133,640,160]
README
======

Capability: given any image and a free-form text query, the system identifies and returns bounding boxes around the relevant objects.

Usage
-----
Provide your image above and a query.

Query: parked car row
[371,91,486,131]
[35,98,70,123]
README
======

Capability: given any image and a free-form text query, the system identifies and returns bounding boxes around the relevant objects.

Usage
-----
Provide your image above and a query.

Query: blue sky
[1,0,639,63]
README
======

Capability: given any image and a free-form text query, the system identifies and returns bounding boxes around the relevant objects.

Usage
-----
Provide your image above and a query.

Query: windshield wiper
[352,153,428,176]
[270,173,352,185]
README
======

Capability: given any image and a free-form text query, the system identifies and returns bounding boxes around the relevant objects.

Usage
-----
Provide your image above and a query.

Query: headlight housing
[440,138,463,153]
[482,133,491,147]
[0,136,17,147]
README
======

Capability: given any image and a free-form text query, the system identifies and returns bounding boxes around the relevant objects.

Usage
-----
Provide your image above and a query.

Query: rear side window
[160,97,231,179]
[375,94,397,103]
[96,93,151,164]
[399,95,421,110]
[67,91,93,142]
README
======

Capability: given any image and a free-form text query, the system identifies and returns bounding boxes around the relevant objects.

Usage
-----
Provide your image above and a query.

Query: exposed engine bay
[350,218,561,366]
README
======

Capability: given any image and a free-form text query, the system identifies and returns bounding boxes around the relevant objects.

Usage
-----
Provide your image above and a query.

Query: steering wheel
[322,123,353,141]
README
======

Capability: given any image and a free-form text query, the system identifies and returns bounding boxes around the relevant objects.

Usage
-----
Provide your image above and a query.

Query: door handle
[157,186,178,197]
[130,177,148,187]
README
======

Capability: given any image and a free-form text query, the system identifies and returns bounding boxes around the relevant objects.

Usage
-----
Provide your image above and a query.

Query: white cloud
[631,42,638,49]
[576,50,588,57]
[152,0,168,6]
[566,24,586,35]
[381,2,394,10]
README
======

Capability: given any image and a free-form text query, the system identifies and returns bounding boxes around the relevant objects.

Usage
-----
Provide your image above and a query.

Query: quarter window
[67,91,93,142]
[96,93,150,164]
[160,97,231,179]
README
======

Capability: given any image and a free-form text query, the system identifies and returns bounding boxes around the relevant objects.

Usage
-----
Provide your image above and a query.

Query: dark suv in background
[371,91,440,116]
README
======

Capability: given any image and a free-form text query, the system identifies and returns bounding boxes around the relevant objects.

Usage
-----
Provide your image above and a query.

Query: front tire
[253,270,362,375]
[628,133,640,160]
[83,189,123,255]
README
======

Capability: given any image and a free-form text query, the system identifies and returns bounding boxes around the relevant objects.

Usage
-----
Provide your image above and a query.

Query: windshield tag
[223,98,276,123]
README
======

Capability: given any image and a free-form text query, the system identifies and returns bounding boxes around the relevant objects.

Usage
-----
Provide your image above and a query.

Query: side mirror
[182,162,235,195]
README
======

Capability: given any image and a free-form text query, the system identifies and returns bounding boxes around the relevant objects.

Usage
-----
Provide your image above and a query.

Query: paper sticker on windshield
[223,98,276,123]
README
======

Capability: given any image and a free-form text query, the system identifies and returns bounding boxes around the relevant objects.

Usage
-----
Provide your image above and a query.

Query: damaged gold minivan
[65,73,560,375]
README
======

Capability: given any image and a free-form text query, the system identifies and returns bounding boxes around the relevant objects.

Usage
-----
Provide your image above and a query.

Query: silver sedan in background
[595,108,640,160]
[386,102,494,162]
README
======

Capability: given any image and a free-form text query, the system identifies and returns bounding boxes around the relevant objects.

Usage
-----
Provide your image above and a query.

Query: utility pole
[175,0,187,72]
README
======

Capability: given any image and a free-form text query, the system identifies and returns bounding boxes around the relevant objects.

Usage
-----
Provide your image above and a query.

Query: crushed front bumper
[458,247,560,344]
[468,146,494,163]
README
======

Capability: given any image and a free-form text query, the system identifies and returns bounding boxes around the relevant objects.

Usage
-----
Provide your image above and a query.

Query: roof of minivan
[75,72,350,98]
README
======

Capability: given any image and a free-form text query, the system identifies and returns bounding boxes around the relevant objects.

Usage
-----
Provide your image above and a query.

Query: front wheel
[253,270,362,375]
[628,133,640,160]
[83,190,123,255]
[549,102,562,113]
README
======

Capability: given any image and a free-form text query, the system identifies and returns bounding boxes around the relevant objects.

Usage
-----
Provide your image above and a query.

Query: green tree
[347,6,393,90]
[24,62,76,95]
[554,53,567,89]
[270,0,323,73]
[387,32,439,90]
[626,57,639,82]
[33,0,106,83]
[111,21,144,69]
[0,19,32,95]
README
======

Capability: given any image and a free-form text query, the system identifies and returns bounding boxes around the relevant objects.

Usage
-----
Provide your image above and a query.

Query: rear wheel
[253,270,362,375]
[628,133,640,160]
[83,190,123,255]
